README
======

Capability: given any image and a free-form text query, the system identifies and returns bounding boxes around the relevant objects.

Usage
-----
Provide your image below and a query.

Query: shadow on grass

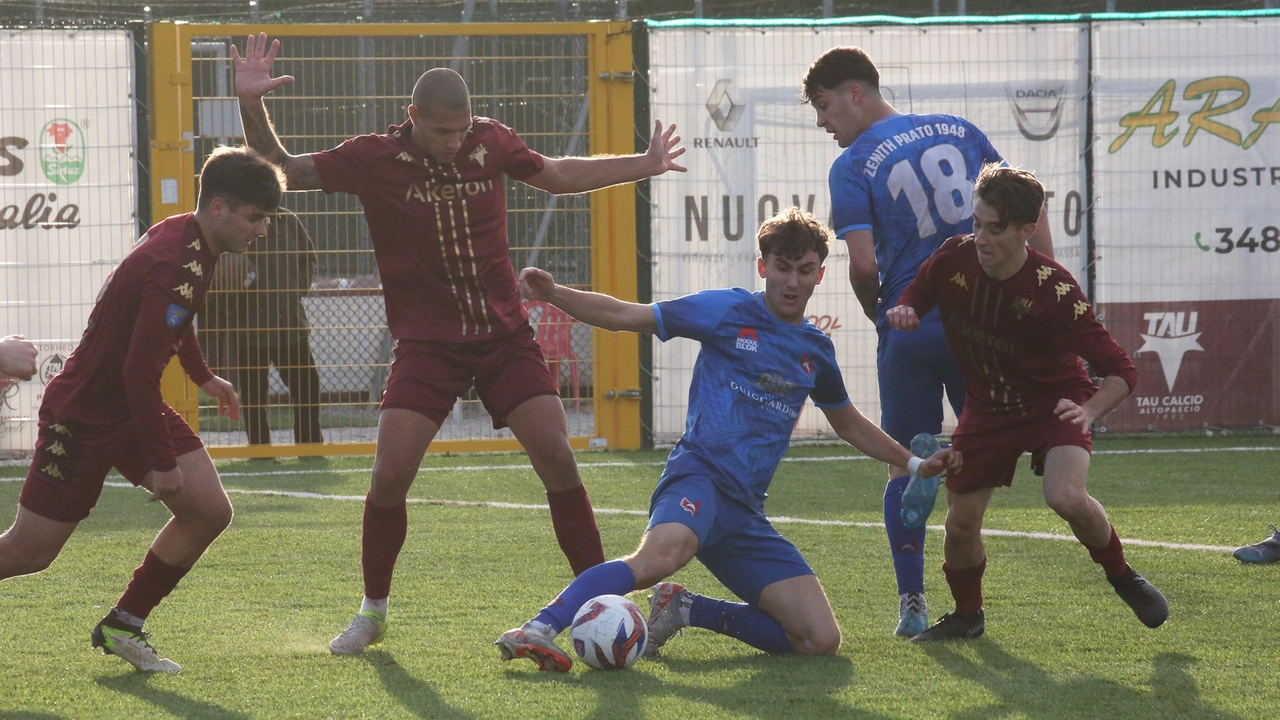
[363,649,476,720]
[509,651,892,719]
[0,713,66,720]
[94,673,251,719]
[921,642,1243,720]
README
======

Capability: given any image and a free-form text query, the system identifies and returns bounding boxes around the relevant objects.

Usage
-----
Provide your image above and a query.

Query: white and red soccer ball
[569,594,648,670]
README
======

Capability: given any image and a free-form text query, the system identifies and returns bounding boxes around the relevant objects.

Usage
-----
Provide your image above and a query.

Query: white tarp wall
[647,21,1089,443]
[0,30,137,453]
[1092,17,1280,432]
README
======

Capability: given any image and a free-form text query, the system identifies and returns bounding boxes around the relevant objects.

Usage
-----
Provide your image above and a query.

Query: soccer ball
[569,594,649,670]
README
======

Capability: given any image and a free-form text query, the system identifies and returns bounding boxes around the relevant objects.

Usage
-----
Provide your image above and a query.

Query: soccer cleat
[895,592,928,638]
[1108,567,1169,629]
[329,609,388,655]
[910,609,985,642]
[900,433,943,531]
[644,582,692,658]
[495,623,573,672]
[1232,524,1280,564]
[91,617,181,672]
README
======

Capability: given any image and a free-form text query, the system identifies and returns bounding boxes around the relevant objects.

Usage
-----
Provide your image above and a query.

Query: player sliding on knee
[885,164,1167,642]
[496,208,959,671]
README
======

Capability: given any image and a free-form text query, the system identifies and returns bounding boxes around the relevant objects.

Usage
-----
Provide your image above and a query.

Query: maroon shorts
[946,407,1093,495]
[381,326,560,429]
[19,408,204,523]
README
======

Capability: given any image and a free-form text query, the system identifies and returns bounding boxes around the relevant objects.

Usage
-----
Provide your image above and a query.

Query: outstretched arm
[519,267,657,334]
[521,120,686,195]
[821,403,961,478]
[232,33,323,191]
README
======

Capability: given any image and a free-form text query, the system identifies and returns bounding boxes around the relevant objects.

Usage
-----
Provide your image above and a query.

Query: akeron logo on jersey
[1133,310,1206,417]
[735,327,759,352]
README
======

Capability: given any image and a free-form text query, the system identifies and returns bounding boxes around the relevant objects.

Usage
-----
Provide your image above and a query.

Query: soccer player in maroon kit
[0,147,284,671]
[886,164,1168,641]
[232,33,687,655]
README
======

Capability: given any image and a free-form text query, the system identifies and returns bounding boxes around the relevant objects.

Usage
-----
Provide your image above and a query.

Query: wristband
[906,456,924,476]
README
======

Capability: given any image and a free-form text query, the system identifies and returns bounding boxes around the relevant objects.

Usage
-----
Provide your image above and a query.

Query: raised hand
[231,33,295,99]
[647,120,687,175]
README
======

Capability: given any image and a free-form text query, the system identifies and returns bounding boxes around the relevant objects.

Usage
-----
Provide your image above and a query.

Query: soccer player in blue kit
[495,207,960,671]
[802,47,1054,637]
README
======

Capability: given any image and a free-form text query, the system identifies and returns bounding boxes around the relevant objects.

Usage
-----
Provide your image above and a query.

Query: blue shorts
[877,312,966,447]
[647,474,813,606]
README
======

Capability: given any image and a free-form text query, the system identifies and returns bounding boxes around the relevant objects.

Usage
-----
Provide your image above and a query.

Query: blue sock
[688,594,792,654]
[884,476,926,595]
[532,560,636,634]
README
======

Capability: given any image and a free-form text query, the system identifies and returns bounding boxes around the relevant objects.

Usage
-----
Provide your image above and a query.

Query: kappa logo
[183,260,204,278]
[706,79,745,132]
[1136,311,1204,392]
[735,327,759,353]
[1054,281,1073,301]
[172,283,194,301]
[680,497,701,517]
[950,272,969,289]
[1006,84,1066,141]
[469,143,488,168]
[1036,265,1054,286]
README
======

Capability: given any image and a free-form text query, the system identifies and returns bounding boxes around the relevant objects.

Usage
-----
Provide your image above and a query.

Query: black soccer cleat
[910,609,985,642]
[1108,567,1168,629]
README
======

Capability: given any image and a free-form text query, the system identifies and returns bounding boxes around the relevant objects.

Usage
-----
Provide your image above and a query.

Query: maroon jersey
[41,213,216,471]
[899,236,1138,419]
[312,117,545,343]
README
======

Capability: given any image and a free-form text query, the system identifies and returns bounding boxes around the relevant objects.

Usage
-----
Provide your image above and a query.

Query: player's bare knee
[1044,491,1088,522]
[945,513,983,542]
[793,627,841,655]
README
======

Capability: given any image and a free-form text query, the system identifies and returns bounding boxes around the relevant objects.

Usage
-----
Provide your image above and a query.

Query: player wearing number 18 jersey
[803,46,1054,637]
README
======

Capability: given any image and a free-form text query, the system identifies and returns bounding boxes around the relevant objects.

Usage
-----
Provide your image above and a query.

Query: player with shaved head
[234,33,687,655]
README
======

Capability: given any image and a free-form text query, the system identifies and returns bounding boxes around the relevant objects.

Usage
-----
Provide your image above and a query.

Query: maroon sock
[116,550,190,621]
[943,559,987,615]
[1087,525,1129,578]
[362,498,407,600]
[546,485,605,576]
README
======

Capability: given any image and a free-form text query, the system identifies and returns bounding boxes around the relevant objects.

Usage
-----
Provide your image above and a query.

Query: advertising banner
[1093,18,1280,431]
[647,23,1088,442]
[0,30,137,453]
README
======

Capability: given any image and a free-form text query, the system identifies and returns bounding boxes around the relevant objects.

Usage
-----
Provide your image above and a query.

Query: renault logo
[706,79,745,132]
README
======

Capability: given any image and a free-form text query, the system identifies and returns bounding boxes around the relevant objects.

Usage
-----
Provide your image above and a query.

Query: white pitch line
[89,481,1238,553]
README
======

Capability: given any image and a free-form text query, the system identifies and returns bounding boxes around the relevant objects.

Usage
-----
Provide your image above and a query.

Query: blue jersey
[653,288,850,511]
[829,113,1002,323]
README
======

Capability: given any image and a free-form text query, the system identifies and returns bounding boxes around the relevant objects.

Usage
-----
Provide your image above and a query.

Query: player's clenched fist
[885,305,920,332]
[0,335,38,380]
[518,267,558,303]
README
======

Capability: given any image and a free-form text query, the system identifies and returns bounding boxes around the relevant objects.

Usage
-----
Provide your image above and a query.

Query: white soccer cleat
[91,621,182,672]
[329,610,388,655]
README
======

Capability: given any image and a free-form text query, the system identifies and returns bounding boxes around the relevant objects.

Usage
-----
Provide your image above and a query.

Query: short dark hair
[757,207,832,263]
[973,163,1044,229]
[197,146,285,212]
[801,46,880,104]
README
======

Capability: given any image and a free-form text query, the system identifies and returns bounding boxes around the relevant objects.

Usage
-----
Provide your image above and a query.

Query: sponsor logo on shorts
[680,497,701,517]
[735,327,759,352]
